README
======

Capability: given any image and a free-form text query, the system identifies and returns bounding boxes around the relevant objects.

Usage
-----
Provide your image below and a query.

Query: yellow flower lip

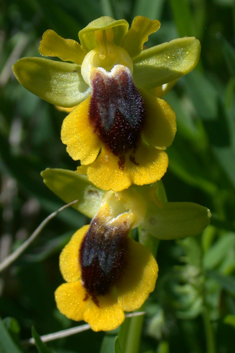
[13,15,201,191]
[88,65,146,169]
[79,214,130,305]
[62,90,176,191]
[55,220,158,331]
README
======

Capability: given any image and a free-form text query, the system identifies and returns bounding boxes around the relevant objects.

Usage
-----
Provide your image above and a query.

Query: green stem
[124,311,144,353]
[202,307,216,353]
[121,229,160,353]
[119,218,160,353]
[118,317,130,352]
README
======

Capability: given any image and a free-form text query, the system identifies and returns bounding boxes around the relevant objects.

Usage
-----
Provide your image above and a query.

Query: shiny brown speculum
[79,216,130,305]
[89,66,146,169]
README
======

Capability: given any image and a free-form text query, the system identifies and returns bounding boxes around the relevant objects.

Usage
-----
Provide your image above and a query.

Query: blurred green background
[0,0,235,352]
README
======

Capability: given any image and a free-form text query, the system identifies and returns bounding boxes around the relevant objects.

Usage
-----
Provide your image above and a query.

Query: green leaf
[224,315,235,328]
[32,327,53,353]
[53,0,102,25]
[100,334,122,353]
[165,90,203,143]
[114,337,123,353]
[204,234,235,270]
[225,77,235,109]
[169,0,196,37]
[101,0,115,18]
[2,317,20,336]
[0,135,83,228]
[36,0,81,38]
[0,318,23,353]
[212,146,235,189]
[183,72,235,188]
[25,232,72,262]
[133,0,165,20]
[210,217,235,233]
[167,143,217,195]
[133,37,201,90]
[2,318,20,344]
[213,0,234,5]
[216,33,235,76]
[41,168,105,218]
[207,270,235,295]
[143,201,211,240]
[179,237,202,268]
[181,71,218,120]
[193,0,206,40]
[13,58,90,107]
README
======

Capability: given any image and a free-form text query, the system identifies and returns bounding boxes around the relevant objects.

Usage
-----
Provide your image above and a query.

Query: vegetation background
[0,0,235,352]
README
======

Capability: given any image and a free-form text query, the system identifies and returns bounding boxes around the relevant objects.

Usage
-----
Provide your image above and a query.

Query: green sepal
[133,37,201,89]
[13,58,90,107]
[41,169,210,240]
[142,201,211,240]
[125,183,210,239]
[79,16,129,52]
[41,168,105,218]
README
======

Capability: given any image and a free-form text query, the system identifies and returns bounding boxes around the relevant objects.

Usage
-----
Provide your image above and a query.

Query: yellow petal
[122,16,160,58]
[86,148,132,192]
[39,30,87,65]
[141,90,177,149]
[83,291,125,331]
[127,140,169,186]
[55,281,89,321]
[116,238,158,312]
[59,225,89,283]
[79,17,129,52]
[61,96,101,165]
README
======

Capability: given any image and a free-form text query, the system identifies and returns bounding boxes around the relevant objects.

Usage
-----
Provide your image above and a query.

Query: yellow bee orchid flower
[14,16,201,191]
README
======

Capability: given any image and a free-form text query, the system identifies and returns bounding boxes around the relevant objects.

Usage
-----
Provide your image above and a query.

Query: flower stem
[202,307,216,353]
[120,229,160,353]
[124,311,144,353]
[118,317,130,351]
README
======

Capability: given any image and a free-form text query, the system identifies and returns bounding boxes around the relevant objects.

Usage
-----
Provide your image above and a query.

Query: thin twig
[0,200,78,272]
[23,312,146,345]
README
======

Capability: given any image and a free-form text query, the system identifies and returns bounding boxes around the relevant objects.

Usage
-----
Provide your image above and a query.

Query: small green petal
[39,29,87,65]
[121,16,160,58]
[143,202,211,240]
[133,37,201,90]
[41,168,105,218]
[13,57,90,107]
[79,16,129,52]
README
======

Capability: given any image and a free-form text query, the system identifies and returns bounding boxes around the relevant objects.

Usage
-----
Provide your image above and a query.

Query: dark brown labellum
[79,217,129,306]
[89,66,146,169]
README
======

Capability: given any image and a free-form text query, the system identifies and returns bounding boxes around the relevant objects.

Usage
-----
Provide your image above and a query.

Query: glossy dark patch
[79,217,129,306]
[89,66,146,168]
